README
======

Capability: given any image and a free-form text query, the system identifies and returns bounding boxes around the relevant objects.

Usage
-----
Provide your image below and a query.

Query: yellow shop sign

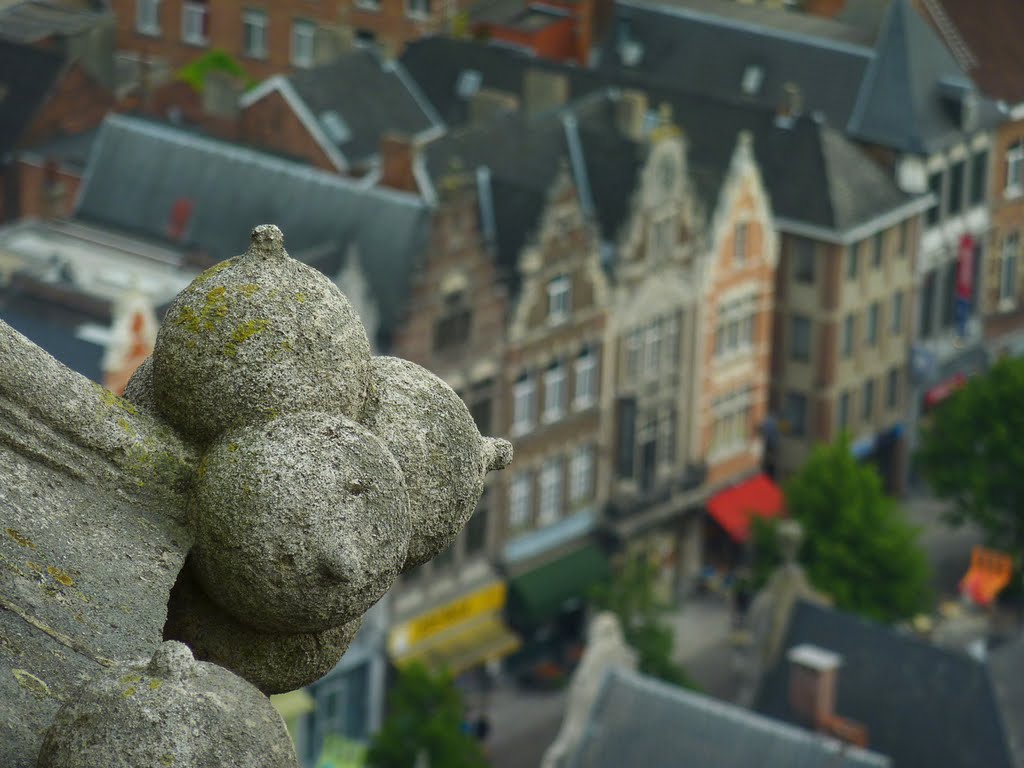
[388,581,507,655]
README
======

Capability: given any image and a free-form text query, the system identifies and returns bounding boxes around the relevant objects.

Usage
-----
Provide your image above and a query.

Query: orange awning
[707,473,784,543]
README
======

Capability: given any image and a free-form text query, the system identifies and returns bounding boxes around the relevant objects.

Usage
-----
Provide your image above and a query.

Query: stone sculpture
[0,225,512,767]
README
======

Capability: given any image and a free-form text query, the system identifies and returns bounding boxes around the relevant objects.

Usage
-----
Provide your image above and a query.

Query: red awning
[707,473,784,543]
[923,373,967,409]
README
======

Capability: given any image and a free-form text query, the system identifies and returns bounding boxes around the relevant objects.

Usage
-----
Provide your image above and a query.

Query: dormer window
[741,65,763,96]
[547,275,571,324]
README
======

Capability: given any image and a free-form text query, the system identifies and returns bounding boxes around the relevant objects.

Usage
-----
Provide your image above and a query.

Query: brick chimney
[378,133,419,193]
[787,644,869,748]
[523,69,569,118]
[615,89,648,141]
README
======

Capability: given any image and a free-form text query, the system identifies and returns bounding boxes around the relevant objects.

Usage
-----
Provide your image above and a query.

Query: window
[181,0,208,44]
[538,458,563,526]
[949,159,965,215]
[837,391,851,431]
[837,315,852,359]
[136,0,160,34]
[542,361,567,423]
[970,149,988,205]
[644,318,662,376]
[862,379,875,422]
[941,260,957,329]
[789,315,811,361]
[715,295,756,358]
[792,237,815,283]
[355,0,381,10]
[783,392,807,437]
[659,408,676,465]
[866,302,879,346]
[711,387,753,454]
[847,243,859,280]
[872,232,884,269]
[1006,141,1024,196]
[465,494,488,555]
[886,367,900,409]
[734,222,748,264]
[456,70,482,99]
[511,373,535,435]
[570,444,595,503]
[509,474,532,532]
[243,9,268,59]
[547,275,570,324]
[433,292,471,352]
[625,329,641,382]
[1001,232,1019,304]
[291,19,316,68]
[891,291,903,334]
[664,313,681,367]
[920,271,936,337]
[927,169,944,225]
[574,347,598,409]
[406,0,431,18]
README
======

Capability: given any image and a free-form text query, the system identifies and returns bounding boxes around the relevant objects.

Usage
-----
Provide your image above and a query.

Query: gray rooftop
[568,667,891,768]
[0,0,110,43]
[74,114,433,347]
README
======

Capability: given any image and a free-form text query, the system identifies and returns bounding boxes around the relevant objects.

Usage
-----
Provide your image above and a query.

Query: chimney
[202,71,242,119]
[378,133,419,193]
[523,69,569,118]
[469,88,520,125]
[787,644,870,749]
[776,82,802,127]
[615,89,648,141]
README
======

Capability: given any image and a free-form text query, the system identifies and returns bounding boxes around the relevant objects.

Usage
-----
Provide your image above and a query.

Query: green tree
[916,356,1024,557]
[592,553,699,690]
[753,436,931,623]
[366,663,487,768]
[177,49,255,92]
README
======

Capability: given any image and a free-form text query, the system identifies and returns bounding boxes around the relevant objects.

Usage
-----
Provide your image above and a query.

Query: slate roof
[74,114,433,345]
[921,0,1024,104]
[846,0,1001,154]
[403,38,922,241]
[19,125,100,171]
[0,0,110,44]
[597,0,873,127]
[753,600,1016,768]
[0,38,64,156]
[569,667,891,768]
[280,47,443,164]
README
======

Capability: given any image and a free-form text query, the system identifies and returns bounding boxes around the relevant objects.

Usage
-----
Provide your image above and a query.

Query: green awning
[507,543,610,627]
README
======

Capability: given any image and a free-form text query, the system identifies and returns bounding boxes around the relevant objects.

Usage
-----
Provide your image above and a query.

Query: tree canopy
[753,437,931,623]
[366,663,487,768]
[916,355,1024,557]
[593,553,699,690]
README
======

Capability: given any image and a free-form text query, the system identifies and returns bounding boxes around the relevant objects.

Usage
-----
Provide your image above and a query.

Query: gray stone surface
[189,411,411,633]
[37,641,299,768]
[164,564,362,695]
[153,224,372,445]
[364,356,513,569]
[0,225,513,767]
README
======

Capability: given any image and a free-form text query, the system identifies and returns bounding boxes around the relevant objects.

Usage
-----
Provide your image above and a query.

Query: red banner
[957,234,974,300]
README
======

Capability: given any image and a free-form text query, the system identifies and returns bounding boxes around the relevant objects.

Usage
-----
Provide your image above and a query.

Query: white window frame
[866,302,879,346]
[509,473,532,532]
[542,362,567,423]
[181,1,208,45]
[291,19,316,69]
[715,295,756,359]
[547,275,571,325]
[406,0,431,20]
[1006,141,1024,198]
[538,459,563,527]
[136,0,160,35]
[1000,232,1019,306]
[511,374,536,436]
[643,318,662,376]
[574,348,598,410]
[710,386,753,456]
[243,9,268,59]
[891,291,903,335]
[625,329,642,382]
[570,445,595,503]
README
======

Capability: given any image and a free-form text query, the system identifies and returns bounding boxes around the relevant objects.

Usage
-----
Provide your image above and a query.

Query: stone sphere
[190,410,411,633]
[152,225,371,445]
[363,357,510,570]
[164,564,362,695]
[37,641,299,768]
[121,355,159,417]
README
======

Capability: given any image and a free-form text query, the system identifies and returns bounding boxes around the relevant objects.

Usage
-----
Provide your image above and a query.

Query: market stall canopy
[706,473,784,543]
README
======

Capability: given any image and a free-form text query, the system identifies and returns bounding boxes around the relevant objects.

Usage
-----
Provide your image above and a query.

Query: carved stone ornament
[0,225,512,767]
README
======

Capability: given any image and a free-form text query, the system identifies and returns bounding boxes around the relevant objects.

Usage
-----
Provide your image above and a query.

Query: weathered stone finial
[245,223,287,259]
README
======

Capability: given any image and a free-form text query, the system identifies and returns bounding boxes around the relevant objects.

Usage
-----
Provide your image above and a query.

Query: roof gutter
[774,193,934,246]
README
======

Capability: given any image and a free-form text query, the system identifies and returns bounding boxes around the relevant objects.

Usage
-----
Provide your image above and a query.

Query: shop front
[703,472,784,584]
[503,541,611,688]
